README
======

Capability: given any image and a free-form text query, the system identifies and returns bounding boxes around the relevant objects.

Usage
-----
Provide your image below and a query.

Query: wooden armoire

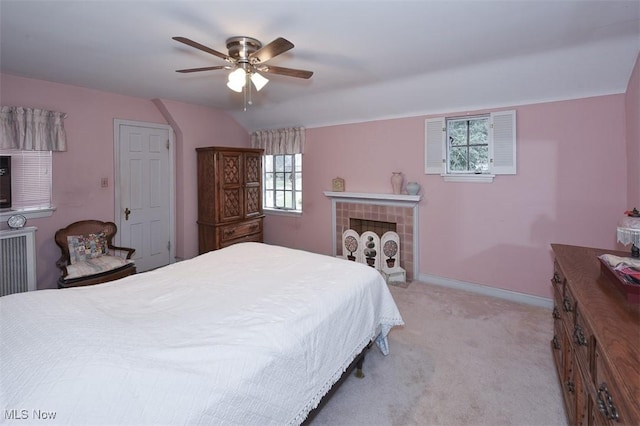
[196,147,264,254]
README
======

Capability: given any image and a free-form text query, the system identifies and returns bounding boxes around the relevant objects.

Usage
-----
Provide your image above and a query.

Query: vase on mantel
[406,181,421,195]
[391,172,403,195]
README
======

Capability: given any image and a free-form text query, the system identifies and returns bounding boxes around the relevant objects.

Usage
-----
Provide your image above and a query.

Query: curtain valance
[251,127,305,155]
[0,106,68,151]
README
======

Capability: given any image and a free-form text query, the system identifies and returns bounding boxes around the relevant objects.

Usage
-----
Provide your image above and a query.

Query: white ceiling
[1,1,639,132]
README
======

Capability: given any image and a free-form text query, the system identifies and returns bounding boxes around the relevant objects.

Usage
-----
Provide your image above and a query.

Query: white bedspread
[0,243,404,425]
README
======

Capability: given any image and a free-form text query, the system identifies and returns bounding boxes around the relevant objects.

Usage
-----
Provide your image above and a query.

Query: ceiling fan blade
[259,64,313,79]
[250,37,294,63]
[176,66,228,73]
[173,36,231,62]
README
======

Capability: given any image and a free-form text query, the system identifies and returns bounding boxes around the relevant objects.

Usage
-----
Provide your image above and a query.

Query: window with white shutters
[424,110,516,182]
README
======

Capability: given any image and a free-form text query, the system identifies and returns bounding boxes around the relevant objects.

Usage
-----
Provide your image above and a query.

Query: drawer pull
[249,224,259,231]
[552,306,560,320]
[597,383,619,421]
[223,229,236,237]
[552,335,560,350]
[562,296,573,312]
[573,324,587,346]
[552,272,561,284]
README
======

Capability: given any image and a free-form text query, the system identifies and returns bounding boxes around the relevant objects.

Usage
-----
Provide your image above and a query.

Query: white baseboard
[417,273,553,309]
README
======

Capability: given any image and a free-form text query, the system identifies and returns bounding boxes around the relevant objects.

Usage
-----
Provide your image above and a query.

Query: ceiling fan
[173,36,313,108]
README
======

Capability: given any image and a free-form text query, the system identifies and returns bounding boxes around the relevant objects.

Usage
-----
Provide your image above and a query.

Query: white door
[114,119,174,272]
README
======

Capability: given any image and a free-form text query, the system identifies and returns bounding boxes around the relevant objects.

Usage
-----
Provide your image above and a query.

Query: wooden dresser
[197,147,264,254]
[550,244,639,425]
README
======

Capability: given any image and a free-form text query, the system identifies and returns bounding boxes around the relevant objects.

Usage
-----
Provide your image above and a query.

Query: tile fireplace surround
[324,191,421,281]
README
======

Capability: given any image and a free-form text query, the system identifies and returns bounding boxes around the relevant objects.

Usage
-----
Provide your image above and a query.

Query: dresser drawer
[552,260,566,285]
[552,282,564,320]
[551,261,566,296]
[552,261,576,319]
[562,283,577,324]
[219,218,262,242]
[593,346,628,425]
[219,232,262,249]
[551,290,564,379]
[572,306,593,372]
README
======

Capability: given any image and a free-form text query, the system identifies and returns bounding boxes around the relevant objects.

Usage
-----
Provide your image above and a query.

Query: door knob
[124,207,131,220]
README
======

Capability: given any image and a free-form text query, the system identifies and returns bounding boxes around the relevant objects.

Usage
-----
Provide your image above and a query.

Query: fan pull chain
[247,72,253,108]
[243,72,248,111]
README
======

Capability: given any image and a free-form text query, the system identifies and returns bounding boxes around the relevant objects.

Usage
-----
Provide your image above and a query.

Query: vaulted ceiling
[1,1,638,132]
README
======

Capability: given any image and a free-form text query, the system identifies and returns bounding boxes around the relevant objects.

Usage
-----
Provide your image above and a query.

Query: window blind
[4,149,52,209]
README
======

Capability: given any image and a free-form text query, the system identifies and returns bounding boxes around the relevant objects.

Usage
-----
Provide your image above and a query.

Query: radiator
[1,227,37,296]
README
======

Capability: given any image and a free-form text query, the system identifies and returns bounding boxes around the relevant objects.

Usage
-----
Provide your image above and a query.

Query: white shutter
[424,117,445,174]
[489,110,516,175]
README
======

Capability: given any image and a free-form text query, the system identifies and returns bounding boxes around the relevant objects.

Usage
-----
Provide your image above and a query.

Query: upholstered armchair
[55,220,136,288]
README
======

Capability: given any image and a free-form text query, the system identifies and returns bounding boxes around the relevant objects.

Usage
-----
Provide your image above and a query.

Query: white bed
[0,242,404,425]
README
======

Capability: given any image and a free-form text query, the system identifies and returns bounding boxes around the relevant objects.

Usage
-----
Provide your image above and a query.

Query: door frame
[113,118,176,266]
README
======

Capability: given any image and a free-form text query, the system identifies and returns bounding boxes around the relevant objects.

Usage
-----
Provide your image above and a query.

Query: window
[1,149,52,210]
[425,110,516,182]
[447,115,490,174]
[263,153,302,212]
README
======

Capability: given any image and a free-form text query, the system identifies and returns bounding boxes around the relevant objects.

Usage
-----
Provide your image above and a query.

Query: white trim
[443,174,495,183]
[323,191,421,204]
[0,206,55,221]
[113,119,175,264]
[264,208,302,217]
[417,273,553,309]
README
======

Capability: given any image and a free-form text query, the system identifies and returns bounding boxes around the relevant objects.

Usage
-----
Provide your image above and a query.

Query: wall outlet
[101,177,108,188]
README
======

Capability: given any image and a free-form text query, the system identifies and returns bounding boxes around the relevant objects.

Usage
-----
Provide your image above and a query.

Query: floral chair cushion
[67,232,108,264]
[64,255,134,280]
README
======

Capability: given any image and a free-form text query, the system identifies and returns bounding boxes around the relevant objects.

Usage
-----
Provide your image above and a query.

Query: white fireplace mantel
[323,191,421,206]
[324,191,421,280]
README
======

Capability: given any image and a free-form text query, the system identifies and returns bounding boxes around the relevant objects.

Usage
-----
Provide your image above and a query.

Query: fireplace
[325,191,421,281]
[349,218,396,236]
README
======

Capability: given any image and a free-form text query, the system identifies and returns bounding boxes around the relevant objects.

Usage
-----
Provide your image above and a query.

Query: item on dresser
[617,214,640,258]
[550,244,640,425]
[0,242,404,425]
[624,207,640,217]
[197,146,264,253]
[598,254,640,304]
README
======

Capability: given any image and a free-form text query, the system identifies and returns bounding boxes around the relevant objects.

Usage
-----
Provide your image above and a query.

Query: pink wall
[265,95,628,299]
[153,99,249,259]
[626,54,640,209]
[0,73,248,289]
[264,117,423,254]
[2,71,633,299]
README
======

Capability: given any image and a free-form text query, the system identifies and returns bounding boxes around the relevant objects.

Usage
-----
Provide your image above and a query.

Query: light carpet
[309,281,567,426]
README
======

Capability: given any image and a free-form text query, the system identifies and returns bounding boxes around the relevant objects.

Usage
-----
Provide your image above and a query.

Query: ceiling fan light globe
[228,68,246,84]
[227,68,247,92]
[251,72,269,91]
[227,80,245,93]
